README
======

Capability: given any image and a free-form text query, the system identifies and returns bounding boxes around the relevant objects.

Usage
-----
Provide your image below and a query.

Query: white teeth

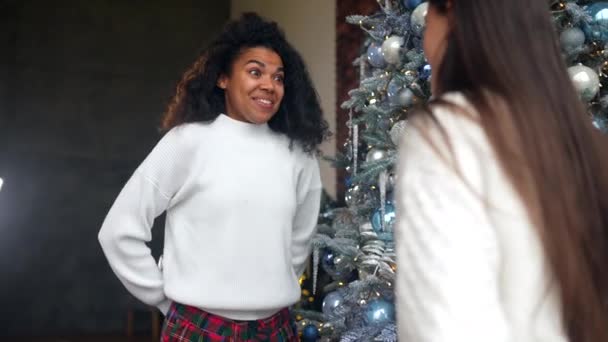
[257,98,272,105]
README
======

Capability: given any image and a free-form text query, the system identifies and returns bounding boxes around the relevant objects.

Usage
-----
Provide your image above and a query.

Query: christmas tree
[296,1,608,341]
[554,0,608,132]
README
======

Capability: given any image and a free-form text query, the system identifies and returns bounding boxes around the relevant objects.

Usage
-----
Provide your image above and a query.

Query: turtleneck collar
[213,113,271,135]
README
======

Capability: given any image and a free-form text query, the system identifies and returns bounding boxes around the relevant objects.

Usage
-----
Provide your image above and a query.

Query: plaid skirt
[161,302,298,342]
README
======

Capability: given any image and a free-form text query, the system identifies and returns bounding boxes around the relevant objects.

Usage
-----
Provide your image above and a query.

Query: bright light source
[0,177,3,192]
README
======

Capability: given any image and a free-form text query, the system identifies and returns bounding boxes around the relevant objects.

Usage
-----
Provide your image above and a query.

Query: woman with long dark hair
[395,1,608,341]
[99,12,329,341]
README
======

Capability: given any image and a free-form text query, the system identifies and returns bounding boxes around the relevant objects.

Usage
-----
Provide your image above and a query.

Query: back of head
[162,12,329,153]
[427,0,608,340]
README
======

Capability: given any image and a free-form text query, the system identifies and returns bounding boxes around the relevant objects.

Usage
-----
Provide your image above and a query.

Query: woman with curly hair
[98,12,329,341]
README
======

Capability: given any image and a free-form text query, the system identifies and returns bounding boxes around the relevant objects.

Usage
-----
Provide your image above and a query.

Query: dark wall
[0,0,230,335]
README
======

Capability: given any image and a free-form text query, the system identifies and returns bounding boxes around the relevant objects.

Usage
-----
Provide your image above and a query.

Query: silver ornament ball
[411,2,428,35]
[344,185,363,207]
[322,291,344,316]
[560,27,585,52]
[366,148,388,163]
[396,88,415,107]
[568,64,600,101]
[389,120,408,145]
[381,35,404,65]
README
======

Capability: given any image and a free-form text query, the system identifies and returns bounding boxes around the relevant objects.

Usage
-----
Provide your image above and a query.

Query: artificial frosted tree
[554,0,608,132]
[297,1,430,341]
[296,1,608,341]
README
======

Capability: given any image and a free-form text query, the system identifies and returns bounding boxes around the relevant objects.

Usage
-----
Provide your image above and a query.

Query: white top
[395,93,567,342]
[98,113,322,320]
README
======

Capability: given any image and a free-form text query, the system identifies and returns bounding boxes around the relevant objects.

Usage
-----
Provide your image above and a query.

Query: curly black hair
[162,12,330,153]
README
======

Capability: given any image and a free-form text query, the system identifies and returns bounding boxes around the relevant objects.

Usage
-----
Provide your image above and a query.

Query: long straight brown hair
[424,0,608,341]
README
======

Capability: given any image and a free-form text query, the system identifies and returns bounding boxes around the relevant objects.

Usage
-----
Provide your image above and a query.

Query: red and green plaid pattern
[161,302,298,341]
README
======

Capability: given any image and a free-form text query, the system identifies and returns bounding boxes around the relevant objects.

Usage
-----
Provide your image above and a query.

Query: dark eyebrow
[245,59,284,73]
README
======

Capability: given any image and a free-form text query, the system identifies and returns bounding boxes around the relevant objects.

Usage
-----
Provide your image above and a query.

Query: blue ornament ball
[386,78,403,103]
[345,176,353,188]
[381,36,404,64]
[403,0,424,10]
[584,2,608,43]
[591,106,608,133]
[593,115,608,133]
[302,324,320,342]
[420,63,432,80]
[322,291,344,316]
[371,203,396,233]
[387,79,400,98]
[365,299,396,325]
[378,117,393,130]
[387,191,395,204]
[367,42,387,68]
[321,249,336,272]
[346,269,359,282]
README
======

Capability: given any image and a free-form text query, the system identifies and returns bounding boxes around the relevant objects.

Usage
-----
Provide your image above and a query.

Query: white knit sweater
[98,114,322,320]
[395,93,567,342]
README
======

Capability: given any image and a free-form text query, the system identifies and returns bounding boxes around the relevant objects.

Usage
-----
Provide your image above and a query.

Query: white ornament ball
[381,35,404,65]
[568,64,600,101]
[411,2,429,35]
[366,148,388,163]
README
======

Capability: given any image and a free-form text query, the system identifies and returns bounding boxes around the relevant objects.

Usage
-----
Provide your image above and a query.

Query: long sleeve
[291,155,322,277]
[394,108,510,341]
[98,127,191,315]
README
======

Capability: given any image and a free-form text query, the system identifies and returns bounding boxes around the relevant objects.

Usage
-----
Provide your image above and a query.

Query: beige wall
[231,0,337,199]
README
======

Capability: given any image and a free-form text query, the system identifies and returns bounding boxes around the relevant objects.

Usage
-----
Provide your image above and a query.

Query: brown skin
[217,47,285,124]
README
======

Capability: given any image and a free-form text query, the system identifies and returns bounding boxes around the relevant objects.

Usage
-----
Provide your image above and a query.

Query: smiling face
[217,47,285,124]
